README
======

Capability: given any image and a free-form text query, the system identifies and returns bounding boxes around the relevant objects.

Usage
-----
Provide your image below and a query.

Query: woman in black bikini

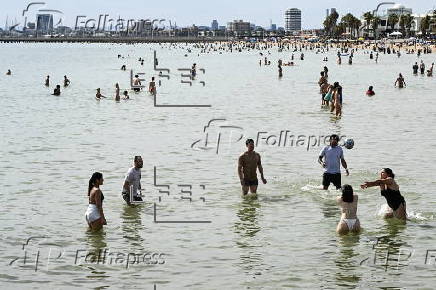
[361,168,407,221]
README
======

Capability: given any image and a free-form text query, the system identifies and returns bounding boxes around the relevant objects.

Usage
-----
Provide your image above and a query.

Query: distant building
[285,8,301,32]
[271,24,277,31]
[387,4,412,16]
[36,14,53,33]
[326,9,330,18]
[27,22,36,30]
[211,20,219,30]
[227,20,251,34]
[218,26,226,30]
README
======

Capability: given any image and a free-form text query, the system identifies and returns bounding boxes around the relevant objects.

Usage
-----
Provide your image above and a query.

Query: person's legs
[351,219,361,233]
[322,173,330,190]
[393,202,407,221]
[241,185,249,195]
[332,173,342,190]
[249,185,258,194]
[89,218,103,231]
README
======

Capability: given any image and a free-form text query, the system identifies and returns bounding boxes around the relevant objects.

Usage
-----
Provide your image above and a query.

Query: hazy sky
[1,0,434,29]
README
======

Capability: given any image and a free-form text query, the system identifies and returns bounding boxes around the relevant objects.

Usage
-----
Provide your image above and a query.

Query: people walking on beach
[122,156,143,204]
[394,73,406,88]
[52,85,61,96]
[85,172,107,230]
[360,168,407,221]
[336,185,361,234]
[237,139,267,196]
[45,75,50,86]
[318,134,349,190]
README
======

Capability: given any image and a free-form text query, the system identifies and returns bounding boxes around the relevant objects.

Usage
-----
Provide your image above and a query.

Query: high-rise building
[330,8,337,15]
[36,14,53,32]
[211,20,219,31]
[271,24,277,31]
[227,20,251,33]
[326,9,330,18]
[285,8,301,32]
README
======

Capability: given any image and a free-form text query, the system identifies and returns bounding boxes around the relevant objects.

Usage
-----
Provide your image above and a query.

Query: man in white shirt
[122,156,143,204]
[318,134,349,190]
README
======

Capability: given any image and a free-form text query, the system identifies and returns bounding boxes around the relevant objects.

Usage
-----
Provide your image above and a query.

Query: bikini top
[89,190,104,204]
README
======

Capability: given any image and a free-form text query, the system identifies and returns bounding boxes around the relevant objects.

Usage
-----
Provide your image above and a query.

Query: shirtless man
[394,73,406,88]
[133,74,142,92]
[237,139,267,195]
[45,75,50,86]
[318,72,327,88]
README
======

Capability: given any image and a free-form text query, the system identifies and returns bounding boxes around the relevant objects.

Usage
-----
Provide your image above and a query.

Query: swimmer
[45,75,50,86]
[133,74,142,92]
[237,139,267,196]
[149,77,156,95]
[366,86,375,96]
[63,75,70,87]
[85,172,107,230]
[6,69,11,75]
[360,168,407,221]
[96,88,106,99]
[394,73,406,88]
[115,83,120,101]
[121,65,126,71]
[52,85,61,96]
[336,185,361,234]
[318,134,349,190]
[122,156,143,205]
[122,90,129,100]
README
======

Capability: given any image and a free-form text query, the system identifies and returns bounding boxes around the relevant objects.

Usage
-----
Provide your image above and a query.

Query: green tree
[371,16,381,40]
[420,15,431,37]
[400,14,414,37]
[363,11,373,37]
[387,14,399,31]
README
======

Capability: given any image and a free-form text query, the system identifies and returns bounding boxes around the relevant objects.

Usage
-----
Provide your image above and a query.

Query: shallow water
[1,42,436,289]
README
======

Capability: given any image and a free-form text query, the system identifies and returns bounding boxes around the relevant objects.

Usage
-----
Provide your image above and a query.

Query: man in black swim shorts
[237,139,267,195]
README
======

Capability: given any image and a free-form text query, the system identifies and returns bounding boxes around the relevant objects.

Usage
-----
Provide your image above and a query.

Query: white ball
[344,139,354,149]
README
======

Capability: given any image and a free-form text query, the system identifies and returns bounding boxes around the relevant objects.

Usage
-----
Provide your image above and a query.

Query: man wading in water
[238,139,267,196]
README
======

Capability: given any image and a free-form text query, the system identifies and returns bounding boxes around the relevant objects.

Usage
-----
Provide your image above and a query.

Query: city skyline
[1,0,434,30]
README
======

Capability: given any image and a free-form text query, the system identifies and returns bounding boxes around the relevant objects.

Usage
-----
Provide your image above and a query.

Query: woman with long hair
[361,168,407,221]
[85,172,107,230]
[336,184,361,234]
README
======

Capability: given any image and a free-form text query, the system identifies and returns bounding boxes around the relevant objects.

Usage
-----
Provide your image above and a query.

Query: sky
[1,0,434,30]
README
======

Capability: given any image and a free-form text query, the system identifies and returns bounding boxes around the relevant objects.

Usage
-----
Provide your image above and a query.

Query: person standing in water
[149,77,156,96]
[63,75,70,87]
[133,75,142,92]
[45,75,50,86]
[122,156,143,204]
[85,172,107,230]
[318,134,349,190]
[191,63,197,78]
[96,88,106,99]
[366,86,375,96]
[336,184,361,234]
[412,62,419,75]
[52,85,61,96]
[394,73,406,88]
[420,61,425,75]
[115,83,120,101]
[360,168,407,221]
[237,139,267,196]
[6,69,11,75]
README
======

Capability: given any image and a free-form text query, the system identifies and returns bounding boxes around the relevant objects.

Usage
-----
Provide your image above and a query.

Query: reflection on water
[233,198,263,276]
[334,234,361,289]
[121,205,144,249]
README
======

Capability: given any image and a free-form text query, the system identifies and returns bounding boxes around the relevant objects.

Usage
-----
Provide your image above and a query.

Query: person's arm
[237,156,244,185]
[257,154,267,184]
[123,170,132,194]
[318,147,326,167]
[360,178,393,189]
[341,157,349,176]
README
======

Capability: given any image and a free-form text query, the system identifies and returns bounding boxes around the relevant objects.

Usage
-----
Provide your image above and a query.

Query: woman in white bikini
[336,184,361,234]
[85,172,107,230]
